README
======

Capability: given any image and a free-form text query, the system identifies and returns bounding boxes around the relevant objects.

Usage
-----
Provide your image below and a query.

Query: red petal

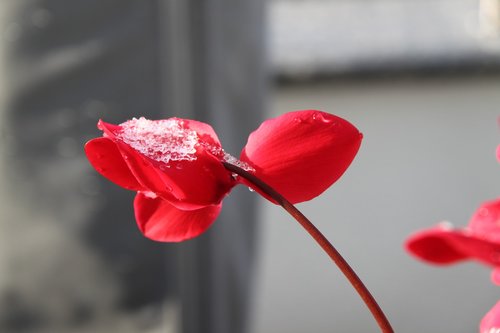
[84,137,143,191]
[405,224,500,266]
[491,268,500,286]
[134,192,221,242]
[183,118,222,145]
[481,301,500,333]
[404,225,469,264]
[98,119,234,208]
[240,110,362,203]
[468,198,500,242]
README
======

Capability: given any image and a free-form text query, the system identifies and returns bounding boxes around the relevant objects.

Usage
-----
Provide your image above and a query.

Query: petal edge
[240,110,362,203]
[134,192,222,242]
[84,137,143,191]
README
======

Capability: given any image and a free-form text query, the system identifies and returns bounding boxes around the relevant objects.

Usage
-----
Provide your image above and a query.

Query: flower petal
[182,118,222,145]
[134,192,221,242]
[491,267,500,286]
[98,119,234,209]
[404,225,469,265]
[467,198,500,242]
[405,224,500,266]
[481,301,500,333]
[240,110,362,203]
[84,137,143,191]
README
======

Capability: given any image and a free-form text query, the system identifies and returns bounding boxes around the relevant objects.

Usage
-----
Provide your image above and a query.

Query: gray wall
[252,75,500,333]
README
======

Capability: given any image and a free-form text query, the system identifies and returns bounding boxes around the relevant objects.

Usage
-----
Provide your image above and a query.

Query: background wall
[251,75,500,333]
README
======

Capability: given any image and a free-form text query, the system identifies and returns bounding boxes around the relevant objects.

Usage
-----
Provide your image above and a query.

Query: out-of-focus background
[252,1,500,332]
[1,0,500,332]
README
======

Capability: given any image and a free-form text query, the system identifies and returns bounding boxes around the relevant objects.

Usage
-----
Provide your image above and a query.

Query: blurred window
[270,0,500,78]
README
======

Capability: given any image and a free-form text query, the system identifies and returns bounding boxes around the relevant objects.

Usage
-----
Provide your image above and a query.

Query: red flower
[405,198,500,284]
[85,110,362,242]
[481,301,500,333]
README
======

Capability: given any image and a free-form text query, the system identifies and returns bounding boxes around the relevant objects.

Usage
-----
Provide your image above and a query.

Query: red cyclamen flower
[405,198,500,285]
[85,110,362,242]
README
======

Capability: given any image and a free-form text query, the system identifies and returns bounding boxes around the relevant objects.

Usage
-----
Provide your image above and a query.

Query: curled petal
[240,110,362,203]
[84,137,143,191]
[405,225,469,265]
[481,301,500,333]
[405,224,500,267]
[134,192,221,242]
[98,119,234,208]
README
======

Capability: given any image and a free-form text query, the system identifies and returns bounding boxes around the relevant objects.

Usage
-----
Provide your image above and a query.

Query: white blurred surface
[270,0,500,76]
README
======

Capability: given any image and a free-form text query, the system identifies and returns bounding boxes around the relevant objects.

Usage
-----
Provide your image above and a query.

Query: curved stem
[223,162,394,333]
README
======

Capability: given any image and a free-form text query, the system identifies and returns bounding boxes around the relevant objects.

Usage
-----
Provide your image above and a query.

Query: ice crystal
[223,152,255,172]
[118,117,198,164]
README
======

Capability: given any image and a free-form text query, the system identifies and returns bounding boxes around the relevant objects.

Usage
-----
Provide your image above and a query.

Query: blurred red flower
[405,198,500,284]
[85,110,362,242]
[481,301,500,333]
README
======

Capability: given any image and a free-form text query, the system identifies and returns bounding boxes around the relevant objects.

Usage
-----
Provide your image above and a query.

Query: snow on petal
[240,110,362,204]
[97,118,234,207]
[117,117,200,164]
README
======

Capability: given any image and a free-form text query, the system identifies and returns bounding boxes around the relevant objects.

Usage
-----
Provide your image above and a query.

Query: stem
[223,162,394,333]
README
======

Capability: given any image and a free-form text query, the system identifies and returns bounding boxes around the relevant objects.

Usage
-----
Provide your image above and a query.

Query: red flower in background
[405,198,500,285]
[481,301,500,333]
[85,110,362,242]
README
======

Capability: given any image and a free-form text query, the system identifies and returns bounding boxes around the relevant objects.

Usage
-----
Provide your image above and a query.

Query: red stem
[223,162,394,333]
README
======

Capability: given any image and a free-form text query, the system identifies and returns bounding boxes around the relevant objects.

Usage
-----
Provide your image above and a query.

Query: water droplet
[293,117,303,124]
[438,221,454,230]
[142,191,158,199]
[312,111,334,123]
[248,187,255,192]
[480,207,490,217]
